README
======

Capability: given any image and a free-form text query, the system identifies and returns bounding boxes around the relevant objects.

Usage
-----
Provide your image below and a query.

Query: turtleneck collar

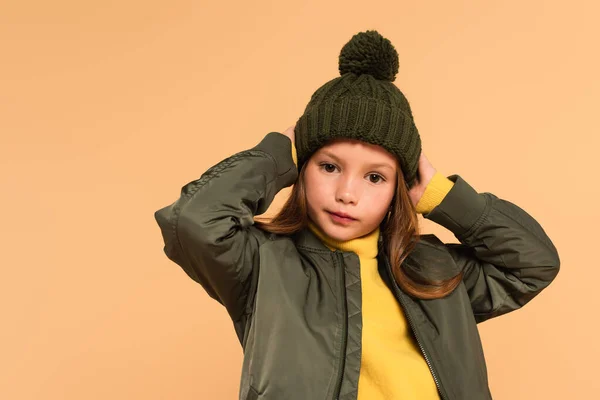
[307,219,380,259]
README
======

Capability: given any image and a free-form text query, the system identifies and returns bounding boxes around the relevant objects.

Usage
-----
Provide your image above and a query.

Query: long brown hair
[253,152,463,300]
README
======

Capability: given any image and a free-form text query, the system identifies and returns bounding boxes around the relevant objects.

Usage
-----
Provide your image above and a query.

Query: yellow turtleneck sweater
[290,140,454,399]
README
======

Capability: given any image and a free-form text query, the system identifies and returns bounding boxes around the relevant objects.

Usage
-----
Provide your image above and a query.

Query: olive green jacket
[154,131,560,400]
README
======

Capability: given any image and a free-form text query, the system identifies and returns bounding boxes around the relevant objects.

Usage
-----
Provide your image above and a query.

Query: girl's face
[304,138,398,242]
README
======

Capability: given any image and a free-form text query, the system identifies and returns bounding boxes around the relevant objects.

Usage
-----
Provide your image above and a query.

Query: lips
[328,211,356,220]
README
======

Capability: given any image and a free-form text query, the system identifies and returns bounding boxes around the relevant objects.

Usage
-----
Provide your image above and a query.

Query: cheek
[363,192,389,214]
[304,171,332,208]
[305,180,328,206]
[362,189,394,215]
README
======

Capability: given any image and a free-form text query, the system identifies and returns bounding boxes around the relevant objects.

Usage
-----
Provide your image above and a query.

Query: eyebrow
[320,151,395,171]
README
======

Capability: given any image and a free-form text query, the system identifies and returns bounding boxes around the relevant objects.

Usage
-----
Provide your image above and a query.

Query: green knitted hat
[294,29,421,189]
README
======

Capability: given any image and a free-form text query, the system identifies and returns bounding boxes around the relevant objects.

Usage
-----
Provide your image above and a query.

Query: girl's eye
[321,163,337,173]
[368,174,384,184]
[320,163,385,184]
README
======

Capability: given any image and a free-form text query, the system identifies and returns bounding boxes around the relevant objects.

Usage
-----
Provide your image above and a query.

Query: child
[154,30,560,400]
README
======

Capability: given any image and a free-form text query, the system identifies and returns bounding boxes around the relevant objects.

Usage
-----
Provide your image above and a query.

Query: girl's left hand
[408,151,437,207]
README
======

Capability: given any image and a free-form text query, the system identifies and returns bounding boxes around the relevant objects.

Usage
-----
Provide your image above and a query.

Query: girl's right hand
[282,124,296,145]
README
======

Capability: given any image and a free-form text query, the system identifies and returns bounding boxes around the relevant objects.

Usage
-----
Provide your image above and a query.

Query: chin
[322,221,357,240]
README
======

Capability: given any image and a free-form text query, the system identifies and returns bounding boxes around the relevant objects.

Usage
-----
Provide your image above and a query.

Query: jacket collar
[291,222,383,253]
[291,223,460,281]
[306,219,380,259]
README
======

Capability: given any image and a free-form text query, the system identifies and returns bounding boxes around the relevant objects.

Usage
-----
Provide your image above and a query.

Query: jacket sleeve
[154,131,298,322]
[422,174,561,324]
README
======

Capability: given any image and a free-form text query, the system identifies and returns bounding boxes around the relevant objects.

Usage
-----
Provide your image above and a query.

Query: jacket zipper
[381,246,449,400]
[333,251,347,400]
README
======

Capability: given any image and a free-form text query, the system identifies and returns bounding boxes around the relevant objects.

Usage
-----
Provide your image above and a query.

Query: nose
[335,176,360,205]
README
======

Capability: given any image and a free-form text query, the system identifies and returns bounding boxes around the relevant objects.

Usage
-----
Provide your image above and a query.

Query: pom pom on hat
[339,30,399,82]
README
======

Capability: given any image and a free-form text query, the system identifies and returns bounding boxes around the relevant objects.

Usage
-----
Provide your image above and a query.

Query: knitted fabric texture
[294,30,422,188]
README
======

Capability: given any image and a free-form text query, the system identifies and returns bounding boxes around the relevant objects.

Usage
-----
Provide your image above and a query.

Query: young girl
[154,30,560,400]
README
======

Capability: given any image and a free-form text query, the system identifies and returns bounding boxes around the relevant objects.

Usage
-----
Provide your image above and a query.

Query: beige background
[1,1,598,399]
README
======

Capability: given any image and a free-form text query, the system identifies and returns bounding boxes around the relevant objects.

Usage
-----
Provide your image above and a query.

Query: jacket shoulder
[403,234,461,282]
